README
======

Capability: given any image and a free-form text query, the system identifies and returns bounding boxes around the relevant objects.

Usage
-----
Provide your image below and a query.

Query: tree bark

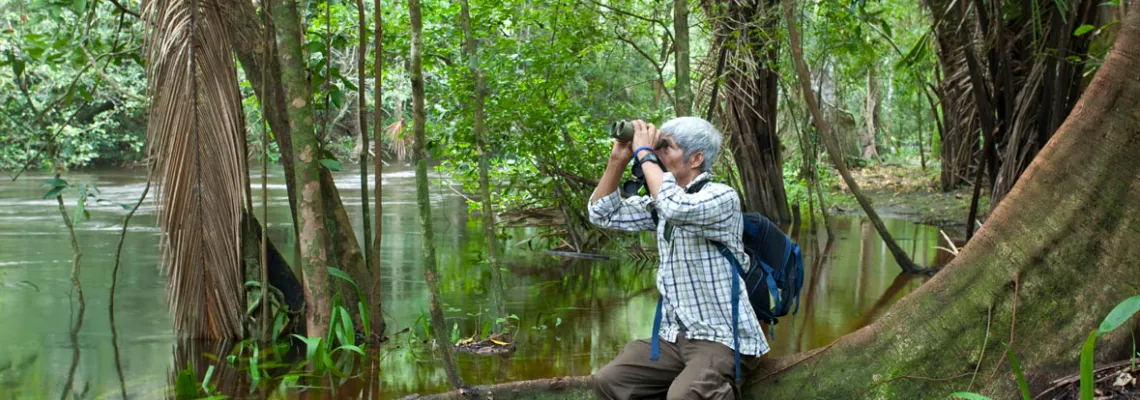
[459,0,508,328]
[371,0,388,339]
[270,0,331,339]
[861,68,881,162]
[419,4,1140,397]
[673,0,691,116]
[925,0,977,191]
[701,0,791,223]
[409,0,463,389]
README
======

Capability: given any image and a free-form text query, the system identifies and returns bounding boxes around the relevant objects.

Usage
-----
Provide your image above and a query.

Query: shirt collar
[684,172,711,190]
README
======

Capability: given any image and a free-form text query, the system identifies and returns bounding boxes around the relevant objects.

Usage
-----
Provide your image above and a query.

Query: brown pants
[593,334,760,400]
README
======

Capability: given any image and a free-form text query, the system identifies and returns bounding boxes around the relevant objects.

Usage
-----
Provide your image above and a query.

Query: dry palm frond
[384,118,409,161]
[143,0,248,340]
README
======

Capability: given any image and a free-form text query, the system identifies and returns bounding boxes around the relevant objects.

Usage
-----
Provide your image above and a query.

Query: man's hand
[632,120,660,160]
[609,139,634,165]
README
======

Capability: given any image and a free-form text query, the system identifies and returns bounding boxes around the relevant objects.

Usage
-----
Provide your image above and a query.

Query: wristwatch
[637,151,663,169]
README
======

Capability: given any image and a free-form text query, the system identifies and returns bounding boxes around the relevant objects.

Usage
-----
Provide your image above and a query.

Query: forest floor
[822,161,990,234]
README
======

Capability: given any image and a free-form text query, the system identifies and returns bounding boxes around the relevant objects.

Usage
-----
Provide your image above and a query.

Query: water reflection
[0,167,952,399]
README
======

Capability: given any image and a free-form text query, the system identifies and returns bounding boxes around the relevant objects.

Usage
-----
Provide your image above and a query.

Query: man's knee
[665,366,735,400]
[592,363,621,399]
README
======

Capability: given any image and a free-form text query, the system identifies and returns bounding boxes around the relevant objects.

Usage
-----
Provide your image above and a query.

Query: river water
[0,167,950,399]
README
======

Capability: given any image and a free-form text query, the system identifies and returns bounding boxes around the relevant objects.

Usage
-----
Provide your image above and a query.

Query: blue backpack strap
[650,297,663,361]
[792,245,803,315]
[713,242,743,384]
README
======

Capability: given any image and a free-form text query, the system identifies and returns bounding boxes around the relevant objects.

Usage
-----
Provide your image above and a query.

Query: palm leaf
[143,0,248,340]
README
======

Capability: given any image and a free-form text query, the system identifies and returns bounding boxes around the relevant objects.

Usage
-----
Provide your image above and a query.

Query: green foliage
[1,0,147,171]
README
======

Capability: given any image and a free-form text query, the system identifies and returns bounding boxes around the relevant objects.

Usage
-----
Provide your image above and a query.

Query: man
[588,117,767,400]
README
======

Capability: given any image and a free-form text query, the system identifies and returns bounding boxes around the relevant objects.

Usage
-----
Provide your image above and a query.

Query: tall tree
[409,0,463,388]
[459,0,508,327]
[701,0,791,223]
[371,0,388,339]
[271,0,332,339]
[673,0,691,116]
[226,0,382,334]
[783,0,920,273]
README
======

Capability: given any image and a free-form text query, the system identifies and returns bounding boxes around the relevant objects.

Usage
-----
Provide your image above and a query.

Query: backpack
[647,180,805,383]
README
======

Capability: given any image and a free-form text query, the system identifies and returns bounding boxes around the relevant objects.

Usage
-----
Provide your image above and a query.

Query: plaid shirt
[589,172,769,356]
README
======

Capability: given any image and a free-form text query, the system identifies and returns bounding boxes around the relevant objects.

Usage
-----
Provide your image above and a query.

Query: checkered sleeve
[587,189,657,232]
[656,173,739,241]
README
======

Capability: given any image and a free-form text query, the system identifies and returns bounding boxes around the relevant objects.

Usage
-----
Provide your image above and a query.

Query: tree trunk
[459,0,508,328]
[371,0,388,339]
[227,0,380,334]
[861,68,881,162]
[783,0,920,273]
[271,0,331,339]
[416,4,1140,398]
[673,0,691,116]
[409,0,463,389]
[926,0,977,191]
[702,0,791,223]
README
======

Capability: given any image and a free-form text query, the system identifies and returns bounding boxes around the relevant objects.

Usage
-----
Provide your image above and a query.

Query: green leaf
[339,306,354,345]
[174,368,198,399]
[336,344,365,356]
[319,159,343,172]
[43,186,65,200]
[201,364,215,394]
[948,393,992,400]
[509,314,520,321]
[555,317,562,327]
[451,322,460,344]
[43,178,68,188]
[1074,24,1096,36]
[11,58,25,77]
[327,266,357,287]
[1098,295,1140,334]
[70,0,86,15]
[250,345,261,386]
[1004,346,1031,400]
[73,184,89,225]
[1080,330,1097,400]
[330,89,346,109]
[292,335,323,362]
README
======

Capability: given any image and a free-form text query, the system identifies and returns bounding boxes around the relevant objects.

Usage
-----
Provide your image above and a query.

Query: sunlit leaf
[1074,24,1096,36]
[320,159,343,171]
[1098,295,1140,334]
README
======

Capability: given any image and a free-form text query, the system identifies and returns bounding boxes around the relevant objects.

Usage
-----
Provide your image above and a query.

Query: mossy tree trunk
[371,0,388,339]
[270,0,331,339]
[673,0,691,116]
[419,3,1140,398]
[409,0,463,389]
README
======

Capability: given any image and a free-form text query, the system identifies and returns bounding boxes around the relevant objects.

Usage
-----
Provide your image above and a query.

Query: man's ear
[688,152,705,171]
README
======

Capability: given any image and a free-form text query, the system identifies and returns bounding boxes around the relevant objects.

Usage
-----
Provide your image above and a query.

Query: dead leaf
[1112,371,1135,387]
[490,339,510,346]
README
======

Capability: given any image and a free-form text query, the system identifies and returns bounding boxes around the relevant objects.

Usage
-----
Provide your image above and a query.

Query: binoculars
[609,120,669,197]
[608,120,669,150]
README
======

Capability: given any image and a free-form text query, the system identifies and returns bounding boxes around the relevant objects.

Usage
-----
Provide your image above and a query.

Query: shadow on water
[0,167,958,399]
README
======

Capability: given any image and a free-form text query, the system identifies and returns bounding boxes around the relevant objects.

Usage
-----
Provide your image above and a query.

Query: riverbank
[822,162,989,235]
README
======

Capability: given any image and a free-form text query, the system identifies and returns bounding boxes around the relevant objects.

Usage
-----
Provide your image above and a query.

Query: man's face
[657,134,699,182]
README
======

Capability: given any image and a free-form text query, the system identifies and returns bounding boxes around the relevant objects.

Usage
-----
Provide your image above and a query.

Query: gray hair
[659,117,722,173]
